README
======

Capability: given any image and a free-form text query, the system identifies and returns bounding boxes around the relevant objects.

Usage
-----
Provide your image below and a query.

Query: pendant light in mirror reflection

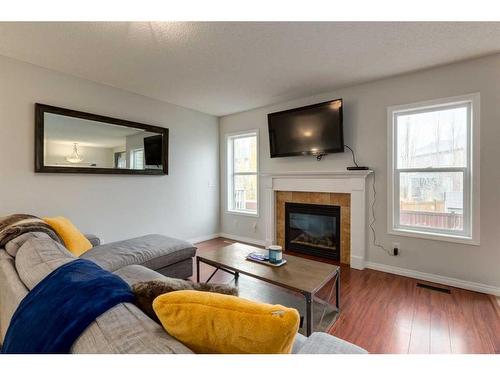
[65,143,84,164]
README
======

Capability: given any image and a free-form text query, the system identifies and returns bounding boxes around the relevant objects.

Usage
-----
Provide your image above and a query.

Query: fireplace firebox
[285,202,341,261]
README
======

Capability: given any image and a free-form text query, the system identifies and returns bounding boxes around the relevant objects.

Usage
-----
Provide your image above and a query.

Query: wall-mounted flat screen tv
[144,134,163,166]
[268,99,343,158]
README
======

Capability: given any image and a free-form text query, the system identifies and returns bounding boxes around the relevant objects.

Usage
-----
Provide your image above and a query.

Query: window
[115,151,126,169]
[227,131,259,216]
[131,148,144,169]
[388,94,479,244]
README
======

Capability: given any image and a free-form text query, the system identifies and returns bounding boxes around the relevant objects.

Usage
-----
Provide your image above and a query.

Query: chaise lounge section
[81,234,196,279]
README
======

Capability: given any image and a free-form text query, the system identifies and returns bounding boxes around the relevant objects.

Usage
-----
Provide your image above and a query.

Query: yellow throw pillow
[153,290,300,354]
[43,216,92,256]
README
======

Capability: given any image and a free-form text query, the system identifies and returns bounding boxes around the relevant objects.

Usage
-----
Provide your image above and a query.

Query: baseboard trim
[365,261,500,296]
[349,255,365,270]
[187,233,220,244]
[218,233,266,247]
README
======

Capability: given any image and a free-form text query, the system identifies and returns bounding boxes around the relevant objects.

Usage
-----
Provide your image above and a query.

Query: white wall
[219,54,500,291]
[0,55,219,243]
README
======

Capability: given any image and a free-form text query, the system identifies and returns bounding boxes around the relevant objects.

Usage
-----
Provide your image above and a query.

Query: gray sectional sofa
[0,232,367,354]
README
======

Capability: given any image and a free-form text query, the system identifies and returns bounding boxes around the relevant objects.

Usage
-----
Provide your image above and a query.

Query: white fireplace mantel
[261,170,372,270]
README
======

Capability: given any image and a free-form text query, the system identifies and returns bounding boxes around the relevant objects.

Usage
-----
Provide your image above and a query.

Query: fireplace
[285,202,341,261]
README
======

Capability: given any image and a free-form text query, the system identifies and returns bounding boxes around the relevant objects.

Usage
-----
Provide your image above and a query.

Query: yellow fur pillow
[43,216,92,256]
[153,290,300,354]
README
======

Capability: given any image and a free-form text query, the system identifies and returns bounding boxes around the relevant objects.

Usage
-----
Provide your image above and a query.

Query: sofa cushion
[4,232,52,258]
[15,238,75,290]
[71,302,193,354]
[292,333,307,354]
[81,234,196,272]
[43,216,92,256]
[113,264,166,286]
[153,290,300,354]
[132,279,238,322]
[0,250,29,344]
[296,332,368,354]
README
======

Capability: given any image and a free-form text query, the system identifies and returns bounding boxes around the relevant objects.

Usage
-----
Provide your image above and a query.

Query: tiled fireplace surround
[276,191,351,264]
[262,171,372,270]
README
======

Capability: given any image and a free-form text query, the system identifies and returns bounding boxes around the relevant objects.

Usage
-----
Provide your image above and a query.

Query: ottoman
[81,234,196,279]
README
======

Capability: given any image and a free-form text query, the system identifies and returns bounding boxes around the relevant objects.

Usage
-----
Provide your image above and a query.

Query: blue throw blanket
[1,259,134,354]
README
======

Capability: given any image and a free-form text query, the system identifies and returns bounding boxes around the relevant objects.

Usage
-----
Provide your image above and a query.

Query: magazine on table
[245,251,286,267]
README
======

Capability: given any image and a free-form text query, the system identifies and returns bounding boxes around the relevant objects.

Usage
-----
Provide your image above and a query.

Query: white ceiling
[0,22,499,116]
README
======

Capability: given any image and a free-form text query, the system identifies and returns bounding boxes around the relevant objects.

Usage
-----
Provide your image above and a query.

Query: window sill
[389,228,479,246]
[226,210,259,218]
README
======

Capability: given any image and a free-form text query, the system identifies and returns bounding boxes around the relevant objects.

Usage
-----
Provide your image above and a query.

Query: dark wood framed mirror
[35,104,168,175]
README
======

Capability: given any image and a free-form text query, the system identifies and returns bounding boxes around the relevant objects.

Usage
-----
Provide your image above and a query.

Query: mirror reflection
[43,113,164,171]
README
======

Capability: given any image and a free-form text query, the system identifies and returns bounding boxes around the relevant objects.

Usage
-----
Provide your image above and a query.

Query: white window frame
[130,148,144,170]
[387,93,480,245]
[226,130,259,217]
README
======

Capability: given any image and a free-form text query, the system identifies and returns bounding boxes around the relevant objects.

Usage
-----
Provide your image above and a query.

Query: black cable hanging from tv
[315,152,328,161]
[344,145,359,167]
[344,144,369,170]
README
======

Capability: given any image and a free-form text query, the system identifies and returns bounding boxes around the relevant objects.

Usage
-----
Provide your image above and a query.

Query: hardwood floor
[193,237,500,354]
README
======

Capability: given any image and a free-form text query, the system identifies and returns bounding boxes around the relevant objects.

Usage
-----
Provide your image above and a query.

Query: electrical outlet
[392,242,400,256]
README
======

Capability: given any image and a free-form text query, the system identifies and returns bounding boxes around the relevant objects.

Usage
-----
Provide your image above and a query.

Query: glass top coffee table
[196,243,340,336]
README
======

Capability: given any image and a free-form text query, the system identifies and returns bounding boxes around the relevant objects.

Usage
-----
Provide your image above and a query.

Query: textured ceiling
[0,22,499,116]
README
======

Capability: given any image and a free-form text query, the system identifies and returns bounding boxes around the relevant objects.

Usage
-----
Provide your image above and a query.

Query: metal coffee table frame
[196,255,340,337]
